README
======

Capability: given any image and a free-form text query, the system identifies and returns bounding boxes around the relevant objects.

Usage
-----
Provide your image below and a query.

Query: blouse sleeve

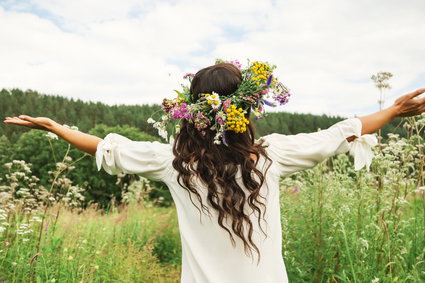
[260,118,377,177]
[95,133,173,181]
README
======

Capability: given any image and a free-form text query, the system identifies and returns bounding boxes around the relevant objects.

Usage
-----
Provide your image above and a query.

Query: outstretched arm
[3,115,102,155]
[357,88,425,136]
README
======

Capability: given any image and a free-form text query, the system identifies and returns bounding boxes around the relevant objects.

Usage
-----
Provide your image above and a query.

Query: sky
[0,0,424,117]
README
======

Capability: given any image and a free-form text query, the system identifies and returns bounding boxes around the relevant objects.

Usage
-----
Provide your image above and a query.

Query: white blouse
[96,118,376,283]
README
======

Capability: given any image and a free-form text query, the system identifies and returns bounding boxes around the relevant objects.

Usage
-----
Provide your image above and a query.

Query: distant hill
[0,88,406,142]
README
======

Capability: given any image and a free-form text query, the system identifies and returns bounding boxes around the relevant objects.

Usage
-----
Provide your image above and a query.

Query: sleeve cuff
[349,134,378,171]
[95,133,131,174]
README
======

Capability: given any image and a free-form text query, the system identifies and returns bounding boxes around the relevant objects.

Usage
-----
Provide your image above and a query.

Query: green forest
[0,88,407,207]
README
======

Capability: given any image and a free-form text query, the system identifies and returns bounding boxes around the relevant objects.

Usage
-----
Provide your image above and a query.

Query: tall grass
[0,202,181,282]
[280,114,425,282]
[0,114,424,282]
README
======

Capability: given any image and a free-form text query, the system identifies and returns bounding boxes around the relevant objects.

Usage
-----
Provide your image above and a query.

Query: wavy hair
[172,63,271,259]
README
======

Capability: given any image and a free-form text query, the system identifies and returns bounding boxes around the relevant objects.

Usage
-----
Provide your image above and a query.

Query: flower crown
[148,59,292,145]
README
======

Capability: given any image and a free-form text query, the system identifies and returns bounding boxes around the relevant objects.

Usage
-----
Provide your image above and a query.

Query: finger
[408,88,425,99]
[18,115,36,122]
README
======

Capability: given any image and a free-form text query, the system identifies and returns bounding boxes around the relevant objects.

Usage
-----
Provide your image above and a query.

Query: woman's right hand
[3,115,57,131]
[4,115,102,155]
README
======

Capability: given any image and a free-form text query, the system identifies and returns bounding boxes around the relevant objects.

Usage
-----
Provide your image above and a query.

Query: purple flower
[263,99,277,107]
[292,186,299,194]
[266,74,273,86]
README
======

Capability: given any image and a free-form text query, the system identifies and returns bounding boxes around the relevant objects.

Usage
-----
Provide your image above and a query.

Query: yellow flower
[225,105,249,133]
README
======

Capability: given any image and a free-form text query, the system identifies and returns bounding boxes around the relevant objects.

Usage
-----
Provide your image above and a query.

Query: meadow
[0,114,424,282]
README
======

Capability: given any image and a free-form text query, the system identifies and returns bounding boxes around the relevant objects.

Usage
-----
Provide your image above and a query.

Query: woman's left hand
[392,88,425,117]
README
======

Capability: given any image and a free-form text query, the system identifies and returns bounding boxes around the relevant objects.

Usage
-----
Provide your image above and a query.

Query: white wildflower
[30,216,42,223]
[45,132,58,140]
[205,92,221,110]
[415,186,425,194]
[158,128,168,141]
[147,118,156,124]
[371,278,380,283]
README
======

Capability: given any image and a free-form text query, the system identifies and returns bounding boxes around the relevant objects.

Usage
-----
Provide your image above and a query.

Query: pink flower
[222,99,231,111]
[183,73,195,79]
[259,88,269,95]
[171,103,190,119]
[215,114,226,125]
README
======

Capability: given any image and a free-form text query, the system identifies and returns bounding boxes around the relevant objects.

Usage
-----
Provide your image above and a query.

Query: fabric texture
[96,118,375,283]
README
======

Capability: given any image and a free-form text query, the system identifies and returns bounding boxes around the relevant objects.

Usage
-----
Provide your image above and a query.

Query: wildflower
[30,216,42,223]
[205,92,221,110]
[225,105,249,133]
[171,103,191,119]
[222,99,231,111]
[263,99,277,107]
[45,132,59,140]
[213,133,221,145]
[194,112,210,131]
[68,255,73,260]
[250,61,272,84]
[157,128,167,141]
[215,112,226,126]
[227,60,242,69]
[266,74,273,86]
[147,118,156,124]
[94,265,99,270]
[12,262,17,266]
[161,98,174,113]
[183,73,195,79]
[415,186,425,194]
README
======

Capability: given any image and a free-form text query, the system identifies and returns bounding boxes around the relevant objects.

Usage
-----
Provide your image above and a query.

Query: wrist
[47,120,61,133]
[386,105,400,119]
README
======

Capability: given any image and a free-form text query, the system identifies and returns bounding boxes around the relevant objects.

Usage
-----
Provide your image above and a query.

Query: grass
[0,203,181,282]
[1,114,424,282]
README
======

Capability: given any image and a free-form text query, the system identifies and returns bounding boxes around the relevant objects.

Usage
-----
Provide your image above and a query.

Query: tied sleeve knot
[95,134,131,173]
[349,134,378,171]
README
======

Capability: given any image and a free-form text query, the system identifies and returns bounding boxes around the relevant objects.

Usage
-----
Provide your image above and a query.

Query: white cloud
[0,0,424,117]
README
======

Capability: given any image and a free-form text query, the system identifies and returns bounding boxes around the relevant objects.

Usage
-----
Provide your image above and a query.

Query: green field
[0,115,424,282]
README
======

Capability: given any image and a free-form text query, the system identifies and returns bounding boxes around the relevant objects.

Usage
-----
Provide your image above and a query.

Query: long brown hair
[172,63,271,259]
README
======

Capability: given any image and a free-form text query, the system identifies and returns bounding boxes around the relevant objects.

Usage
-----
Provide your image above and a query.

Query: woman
[4,62,425,283]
